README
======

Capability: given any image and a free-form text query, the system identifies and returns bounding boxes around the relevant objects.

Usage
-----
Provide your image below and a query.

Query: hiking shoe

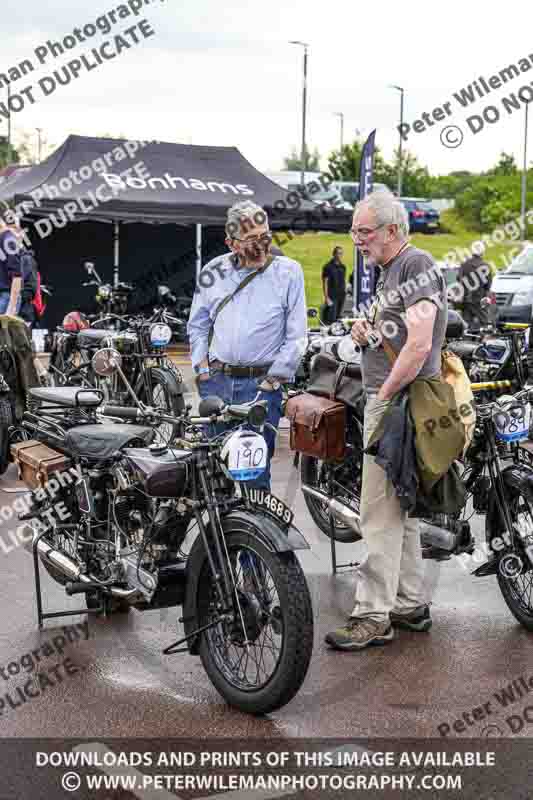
[325,618,394,651]
[389,605,432,632]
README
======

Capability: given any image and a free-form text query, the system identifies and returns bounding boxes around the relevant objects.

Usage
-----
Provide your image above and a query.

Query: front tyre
[489,491,533,631]
[197,531,314,715]
[142,367,184,441]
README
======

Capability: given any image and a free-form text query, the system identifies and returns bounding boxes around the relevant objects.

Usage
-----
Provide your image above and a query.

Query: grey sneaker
[325,617,394,651]
[389,605,432,632]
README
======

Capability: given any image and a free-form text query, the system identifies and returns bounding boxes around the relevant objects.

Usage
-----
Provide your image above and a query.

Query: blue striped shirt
[188,252,307,380]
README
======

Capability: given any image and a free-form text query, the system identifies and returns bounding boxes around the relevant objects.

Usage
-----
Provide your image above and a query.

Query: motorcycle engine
[469,362,501,382]
[111,463,191,566]
[469,338,511,382]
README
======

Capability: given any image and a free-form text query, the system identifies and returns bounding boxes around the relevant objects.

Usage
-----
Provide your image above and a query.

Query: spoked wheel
[143,367,184,442]
[493,494,533,630]
[301,454,362,543]
[197,530,313,714]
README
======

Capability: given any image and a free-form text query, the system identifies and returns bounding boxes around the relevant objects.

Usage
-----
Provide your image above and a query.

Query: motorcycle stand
[163,617,229,656]
[32,527,103,629]
[327,470,360,576]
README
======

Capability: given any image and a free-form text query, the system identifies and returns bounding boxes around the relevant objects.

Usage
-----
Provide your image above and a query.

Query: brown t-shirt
[361,245,448,392]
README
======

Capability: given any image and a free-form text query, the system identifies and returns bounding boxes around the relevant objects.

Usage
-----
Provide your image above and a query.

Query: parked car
[332,181,391,208]
[401,197,440,233]
[489,243,533,318]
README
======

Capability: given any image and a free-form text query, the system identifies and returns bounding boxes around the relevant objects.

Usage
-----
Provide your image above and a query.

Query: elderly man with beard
[187,200,307,490]
[325,191,448,651]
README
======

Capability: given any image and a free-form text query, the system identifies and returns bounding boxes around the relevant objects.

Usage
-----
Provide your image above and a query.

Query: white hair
[471,240,486,257]
[225,201,269,238]
[354,190,410,239]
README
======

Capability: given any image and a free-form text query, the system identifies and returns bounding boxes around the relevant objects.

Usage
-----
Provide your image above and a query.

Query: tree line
[285,142,533,234]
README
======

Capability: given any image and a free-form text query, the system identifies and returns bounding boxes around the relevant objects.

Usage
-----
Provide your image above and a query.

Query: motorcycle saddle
[29,387,103,408]
[77,328,111,348]
[64,424,154,460]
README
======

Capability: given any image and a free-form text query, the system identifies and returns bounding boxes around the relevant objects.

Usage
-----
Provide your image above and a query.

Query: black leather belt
[210,360,272,378]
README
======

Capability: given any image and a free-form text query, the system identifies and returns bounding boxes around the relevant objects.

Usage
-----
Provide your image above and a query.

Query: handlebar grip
[101,405,141,420]
[226,405,249,419]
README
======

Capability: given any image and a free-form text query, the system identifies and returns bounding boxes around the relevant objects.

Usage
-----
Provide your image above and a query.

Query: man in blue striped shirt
[188,200,307,489]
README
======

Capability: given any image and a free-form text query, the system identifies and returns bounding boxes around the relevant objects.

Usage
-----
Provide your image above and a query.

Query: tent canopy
[0,134,348,228]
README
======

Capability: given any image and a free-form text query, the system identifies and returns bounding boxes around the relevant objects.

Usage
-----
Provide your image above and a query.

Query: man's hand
[351,319,372,346]
[376,387,392,402]
[198,372,210,382]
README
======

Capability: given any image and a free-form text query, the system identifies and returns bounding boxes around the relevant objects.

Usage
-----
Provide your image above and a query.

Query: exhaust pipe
[34,537,138,599]
[301,484,360,533]
[419,522,458,552]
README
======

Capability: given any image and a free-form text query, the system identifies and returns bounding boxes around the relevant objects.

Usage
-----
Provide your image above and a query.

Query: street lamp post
[290,41,309,188]
[390,85,405,196]
[7,85,11,163]
[36,128,43,163]
[334,112,344,154]
[521,101,529,227]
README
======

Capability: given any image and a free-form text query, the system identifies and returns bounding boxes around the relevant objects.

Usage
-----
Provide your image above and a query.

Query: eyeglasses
[232,233,273,247]
[350,223,386,242]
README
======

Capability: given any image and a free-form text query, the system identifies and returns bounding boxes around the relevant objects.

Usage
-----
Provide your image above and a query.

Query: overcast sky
[3,0,533,178]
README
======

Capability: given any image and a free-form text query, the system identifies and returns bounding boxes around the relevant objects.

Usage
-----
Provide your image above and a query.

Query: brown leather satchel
[285,392,346,461]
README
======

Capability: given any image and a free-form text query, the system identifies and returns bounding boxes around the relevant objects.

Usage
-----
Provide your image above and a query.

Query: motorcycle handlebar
[101,405,142,420]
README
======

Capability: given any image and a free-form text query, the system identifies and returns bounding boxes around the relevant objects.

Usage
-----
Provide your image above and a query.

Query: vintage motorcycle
[13,348,314,714]
[48,311,184,441]
[82,261,135,325]
[293,310,359,393]
[448,320,533,389]
[296,323,533,630]
[155,285,188,342]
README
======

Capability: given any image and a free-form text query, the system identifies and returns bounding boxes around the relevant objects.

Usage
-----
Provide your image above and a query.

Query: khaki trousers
[351,395,429,622]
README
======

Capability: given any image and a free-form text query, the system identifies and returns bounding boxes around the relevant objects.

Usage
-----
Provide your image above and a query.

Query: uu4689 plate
[245,489,294,528]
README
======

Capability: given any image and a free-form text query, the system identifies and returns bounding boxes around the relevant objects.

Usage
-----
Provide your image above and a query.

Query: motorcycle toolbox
[11,439,72,489]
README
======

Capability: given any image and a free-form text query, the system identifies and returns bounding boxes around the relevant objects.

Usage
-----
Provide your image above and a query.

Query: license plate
[427,222,437,228]
[518,441,533,465]
[246,489,294,528]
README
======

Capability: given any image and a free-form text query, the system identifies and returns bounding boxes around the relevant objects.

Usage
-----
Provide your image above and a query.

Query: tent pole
[195,223,202,278]
[113,222,120,287]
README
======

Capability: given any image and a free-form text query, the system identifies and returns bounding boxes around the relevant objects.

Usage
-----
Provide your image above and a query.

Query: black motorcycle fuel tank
[124,447,192,497]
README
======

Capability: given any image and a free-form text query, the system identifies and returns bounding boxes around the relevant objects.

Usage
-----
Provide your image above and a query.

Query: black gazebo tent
[0,135,350,327]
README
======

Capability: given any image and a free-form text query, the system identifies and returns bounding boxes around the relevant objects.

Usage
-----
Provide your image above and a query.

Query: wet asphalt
[0,360,532,746]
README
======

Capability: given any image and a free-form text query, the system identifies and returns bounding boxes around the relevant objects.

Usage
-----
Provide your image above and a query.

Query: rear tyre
[301,454,362,543]
[196,530,313,714]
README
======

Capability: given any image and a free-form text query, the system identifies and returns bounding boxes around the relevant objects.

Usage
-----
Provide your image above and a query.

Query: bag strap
[330,363,347,401]
[381,335,398,365]
[207,255,274,350]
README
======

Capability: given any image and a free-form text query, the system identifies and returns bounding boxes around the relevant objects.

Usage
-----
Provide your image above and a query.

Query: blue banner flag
[353,129,377,315]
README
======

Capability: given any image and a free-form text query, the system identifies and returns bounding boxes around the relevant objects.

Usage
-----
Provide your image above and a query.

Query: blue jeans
[0,292,20,315]
[198,372,283,490]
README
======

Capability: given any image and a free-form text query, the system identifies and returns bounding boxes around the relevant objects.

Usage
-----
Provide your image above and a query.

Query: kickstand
[163,617,226,656]
[32,527,101,629]
[328,465,360,576]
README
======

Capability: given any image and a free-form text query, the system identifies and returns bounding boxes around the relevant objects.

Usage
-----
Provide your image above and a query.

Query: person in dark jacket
[325,191,447,652]
[322,246,347,322]
[457,242,492,331]
[0,201,22,317]
[19,248,39,327]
